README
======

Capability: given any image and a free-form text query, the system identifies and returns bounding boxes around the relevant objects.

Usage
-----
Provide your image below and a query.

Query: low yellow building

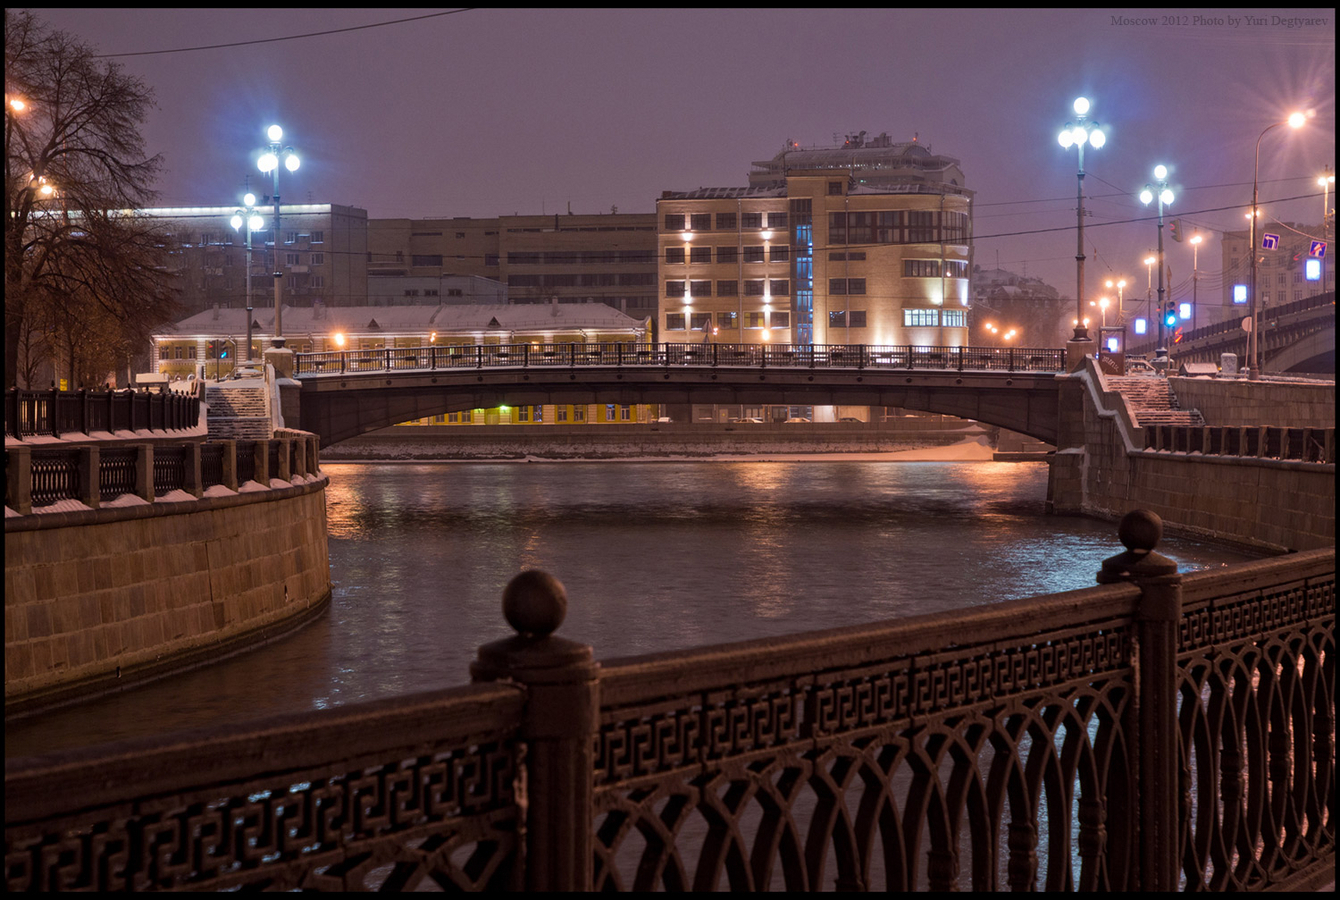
[152,302,656,426]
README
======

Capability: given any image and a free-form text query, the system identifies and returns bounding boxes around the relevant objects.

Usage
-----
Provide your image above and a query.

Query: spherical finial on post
[1117,508,1163,553]
[503,569,567,638]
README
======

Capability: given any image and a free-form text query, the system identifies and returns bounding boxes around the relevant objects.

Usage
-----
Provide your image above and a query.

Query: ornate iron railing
[292,342,1066,378]
[4,388,200,440]
[1144,424,1336,463]
[5,515,1334,891]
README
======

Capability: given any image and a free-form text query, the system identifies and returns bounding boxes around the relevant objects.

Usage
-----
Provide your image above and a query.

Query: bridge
[1129,290,1334,374]
[291,342,1067,447]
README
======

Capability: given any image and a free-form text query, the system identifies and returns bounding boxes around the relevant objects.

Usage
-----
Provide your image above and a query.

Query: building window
[690,246,712,264]
[746,312,765,328]
[716,246,738,264]
[741,212,763,229]
[412,254,443,267]
[518,406,530,422]
[849,311,867,329]
[828,181,843,195]
[941,309,966,327]
[665,246,685,264]
[743,245,765,263]
[484,253,499,267]
[829,278,863,295]
[557,406,568,422]
[690,280,712,297]
[769,279,789,295]
[716,212,737,230]
[285,231,299,245]
[310,231,324,243]
[664,213,685,231]
[717,279,738,296]
[717,311,737,329]
[904,308,939,327]
[903,259,940,278]
[770,311,790,328]
[767,212,789,229]
[666,313,686,330]
[829,310,847,328]
[287,253,301,266]
[666,280,685,297]
[744,279,765,296]
[620,405,632,421]
[690,312,711,330]
[573,405,585,422]
[769,244,789,262]
[829,251,866,261]
[310,253,324,265]
[311,275,324,288]
[690,213,711,231]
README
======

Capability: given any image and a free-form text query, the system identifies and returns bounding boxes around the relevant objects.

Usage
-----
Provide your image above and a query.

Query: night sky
[24,8,1337,305]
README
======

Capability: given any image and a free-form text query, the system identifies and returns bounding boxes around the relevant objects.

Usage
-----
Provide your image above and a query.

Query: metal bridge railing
[292,343,1066,378]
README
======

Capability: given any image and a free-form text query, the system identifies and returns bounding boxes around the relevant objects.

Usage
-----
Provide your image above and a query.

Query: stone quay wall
[1049,362,1335,552]
[4,477,331,715]
[1168,376,1335,428]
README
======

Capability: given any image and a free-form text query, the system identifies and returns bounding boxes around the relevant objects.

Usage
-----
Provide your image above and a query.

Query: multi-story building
[1219,223,1334,326]
[366,212,658,322]
[656,135,972,419]
[367,274,507,306]
[144,203,369,317]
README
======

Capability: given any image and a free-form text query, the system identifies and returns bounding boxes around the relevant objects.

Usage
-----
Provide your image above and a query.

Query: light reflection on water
[6,460,1257,758]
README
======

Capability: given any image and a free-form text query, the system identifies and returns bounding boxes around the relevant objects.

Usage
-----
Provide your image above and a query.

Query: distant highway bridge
[1129,290,1333,374]
[292,343,1067,447]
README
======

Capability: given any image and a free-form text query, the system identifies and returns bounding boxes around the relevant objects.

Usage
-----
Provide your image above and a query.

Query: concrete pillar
[253,440,270,486]
[184,442,203,498]
[79,446,100,509]
[219,440,238,491]
[1096,509,1182,892]
[8,445,32,515]
[276,438,292,483]
[135,444,154,502]
[471,570,597,892]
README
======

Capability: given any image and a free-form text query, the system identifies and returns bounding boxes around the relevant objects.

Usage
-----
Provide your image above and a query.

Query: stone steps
[1105,376,1205,428]
[206,386,272,441]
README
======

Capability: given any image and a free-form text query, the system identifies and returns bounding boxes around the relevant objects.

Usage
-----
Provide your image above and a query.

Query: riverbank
[318,421,1039,461]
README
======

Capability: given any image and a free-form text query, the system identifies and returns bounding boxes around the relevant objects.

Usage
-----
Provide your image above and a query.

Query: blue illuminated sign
[1305,258,1321,281]
[1233,285,1248,304]
[1133,317,1147,335]
[1179,303,1192,320]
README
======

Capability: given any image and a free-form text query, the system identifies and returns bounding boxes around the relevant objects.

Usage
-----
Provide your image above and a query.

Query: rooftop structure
[749,132,968,194]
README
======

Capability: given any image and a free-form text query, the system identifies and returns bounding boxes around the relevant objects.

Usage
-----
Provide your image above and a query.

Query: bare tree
[5,10,179,389]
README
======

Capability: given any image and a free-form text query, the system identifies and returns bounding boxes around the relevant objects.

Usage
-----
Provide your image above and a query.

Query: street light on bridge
[1246,111,1307,379]
[257,124,300,349]
[230,192,266,377]
[1140,166,1175,374]
[1058,96,1106,344]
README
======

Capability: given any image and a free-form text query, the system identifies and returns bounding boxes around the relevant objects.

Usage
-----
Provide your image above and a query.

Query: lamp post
[1189,234,1202,336]
[1140,166,1175,373]
[1105,278,1127,324]
[257,124,300,349]
[1320,168,1335,294]
[1058,97,1106,343]
[230,193,266,376]
[1247,111,1306,379]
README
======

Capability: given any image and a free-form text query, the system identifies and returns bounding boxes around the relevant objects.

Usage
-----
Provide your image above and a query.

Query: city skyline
[25,8,1337,309]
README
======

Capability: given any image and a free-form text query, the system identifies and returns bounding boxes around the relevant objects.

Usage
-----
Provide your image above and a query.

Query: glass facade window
[769,279,790,295]
[744,280,765,296]
[716,246,738,264]
[690,280,712,297]
[904,308,939,327]
[717,279,738,296]
[690,312,711,330]
[744,245,765,263]
[849,311,867,328]
[741,212,763,229]
[690,246,712,264]
[770,311,790,328]
[716,212,737,230]
[665,281,685,297]
[664,214,685,231]
[829,310,847,328]
[665,246,685,264]
[666,313,686,330]
[941,309,966,327]
[717,311,737,329]
[690,213,711,231]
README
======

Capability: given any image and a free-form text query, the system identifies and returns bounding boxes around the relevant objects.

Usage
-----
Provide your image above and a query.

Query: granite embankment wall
[1168,376,1334,427]
[5,478,331,715]
[1049,362,1334,552]
[321,419,994,460]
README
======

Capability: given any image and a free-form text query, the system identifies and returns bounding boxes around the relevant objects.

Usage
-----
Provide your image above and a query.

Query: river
[5,457,1258,758]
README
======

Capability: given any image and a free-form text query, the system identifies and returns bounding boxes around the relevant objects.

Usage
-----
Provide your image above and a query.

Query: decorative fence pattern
[5,389,200,440]
[292,342,1066,378]
[1144,424,1336,463]
[5,514,1334,892]
[5,436,320,515]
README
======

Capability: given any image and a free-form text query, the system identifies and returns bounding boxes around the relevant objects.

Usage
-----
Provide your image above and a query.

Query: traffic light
[219,343,229,359]
[1163,303,1177,328]
[1170,219,1183,242]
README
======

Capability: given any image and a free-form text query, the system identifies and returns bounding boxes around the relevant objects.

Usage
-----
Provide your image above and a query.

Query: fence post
[8,444,32,515]
[1096,509,1183,891]
[79,446,100,509]
[254,439,270,486]
[471,570,598,892]
[135,444,154,501]
[218,440,238,491]
[184,442,202,498]
[277,438,292,482]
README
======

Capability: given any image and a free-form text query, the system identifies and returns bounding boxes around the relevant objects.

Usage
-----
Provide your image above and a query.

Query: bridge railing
[1144,424,1336,463]
[292,343,1065,377]
[5,388,201,440]
[5,435,322,514]
[6,513,1333,891]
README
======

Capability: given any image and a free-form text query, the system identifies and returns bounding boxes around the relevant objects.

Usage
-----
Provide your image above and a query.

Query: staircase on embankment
[205,383,272,440]
[1105,376,1205,428]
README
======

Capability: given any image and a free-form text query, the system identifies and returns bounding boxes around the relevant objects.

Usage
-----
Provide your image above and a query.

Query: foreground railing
[5,512,1333,891]
[5,388,200,440]
[5,435,321,515]
[293,342,1066,377]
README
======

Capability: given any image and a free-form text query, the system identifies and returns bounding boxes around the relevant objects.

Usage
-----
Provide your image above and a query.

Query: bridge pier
[1046,374,1088,515]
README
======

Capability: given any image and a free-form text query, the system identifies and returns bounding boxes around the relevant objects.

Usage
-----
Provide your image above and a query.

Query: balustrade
[5,511,1333,891]
[1145,424,1335,463]
[5,388,200,440]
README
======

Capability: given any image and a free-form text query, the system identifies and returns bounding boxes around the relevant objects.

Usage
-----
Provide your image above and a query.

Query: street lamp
[1189,234,1202,335]
[1058,96,1106,343]
[1320,168,1335,293]
[230,192,266,376]
[257,124,300,349]
[1105,278,1127,324]
[1139,165,1176,373]
[1247,111,1307,379]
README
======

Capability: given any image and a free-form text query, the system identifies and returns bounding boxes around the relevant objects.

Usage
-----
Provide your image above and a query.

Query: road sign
[1262,233,1279,250]
[1241,317,1253,333]
[1310,240,1327,258]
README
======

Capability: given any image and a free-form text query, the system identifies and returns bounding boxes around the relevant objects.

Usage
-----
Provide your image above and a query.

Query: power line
[94,9,477,59]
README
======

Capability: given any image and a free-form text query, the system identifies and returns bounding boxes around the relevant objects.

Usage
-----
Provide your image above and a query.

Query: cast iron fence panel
[1173,556,1336,891]
[267,440,281,483]
[28,448,83,507]
[4,685,526,891]
[5,390,199,439]
[152,446,187,496]
[235,440,256,486]
[98,448,138,503]
[592,585,1142,891]
[200,443,225,489]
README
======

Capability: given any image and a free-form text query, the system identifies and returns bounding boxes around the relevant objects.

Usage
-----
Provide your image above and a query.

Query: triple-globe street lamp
[1058,97,1106,344]
[1139,166,1175,372]
[256,125,300,349]
[230,192,266,375]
